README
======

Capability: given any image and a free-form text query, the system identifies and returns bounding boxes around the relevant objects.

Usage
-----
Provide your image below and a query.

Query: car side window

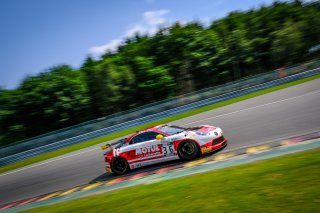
[130,132,159,144]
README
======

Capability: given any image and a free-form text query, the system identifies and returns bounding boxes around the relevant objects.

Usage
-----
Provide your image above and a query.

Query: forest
[1,1,319,146]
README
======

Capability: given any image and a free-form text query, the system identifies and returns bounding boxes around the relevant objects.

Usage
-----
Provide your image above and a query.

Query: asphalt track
[0,78,320,205]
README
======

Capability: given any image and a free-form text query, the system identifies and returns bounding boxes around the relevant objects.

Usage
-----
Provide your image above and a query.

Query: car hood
[189,125,216,133]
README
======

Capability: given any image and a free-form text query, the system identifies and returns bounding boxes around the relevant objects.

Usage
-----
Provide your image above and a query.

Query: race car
[101,124,227,175]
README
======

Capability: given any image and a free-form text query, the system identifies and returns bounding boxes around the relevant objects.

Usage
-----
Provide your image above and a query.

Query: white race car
[101,124,227,175]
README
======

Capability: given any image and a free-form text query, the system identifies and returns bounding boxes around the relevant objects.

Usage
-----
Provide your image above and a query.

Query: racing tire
[111,157,129,175]
[178,140,199,160]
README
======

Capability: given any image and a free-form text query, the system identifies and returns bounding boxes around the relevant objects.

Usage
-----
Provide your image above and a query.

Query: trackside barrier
[0,64,319,166]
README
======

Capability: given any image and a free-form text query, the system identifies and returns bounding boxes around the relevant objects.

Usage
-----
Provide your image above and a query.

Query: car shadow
[89,159,183,184]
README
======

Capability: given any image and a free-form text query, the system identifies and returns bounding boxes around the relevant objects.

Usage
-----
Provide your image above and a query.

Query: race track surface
[1,78,320,205]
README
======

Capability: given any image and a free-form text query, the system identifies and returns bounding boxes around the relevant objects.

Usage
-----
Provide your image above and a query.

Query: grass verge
[23,149,320,213]
[1,74,319,174]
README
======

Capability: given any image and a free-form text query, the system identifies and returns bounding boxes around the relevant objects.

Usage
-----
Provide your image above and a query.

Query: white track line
[182,90,320,126]
[0,147,98,177]
[1,89,319,177]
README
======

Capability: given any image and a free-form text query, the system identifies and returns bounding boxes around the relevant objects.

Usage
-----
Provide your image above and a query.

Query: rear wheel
[111,157,129,175]
[178,140,199,160]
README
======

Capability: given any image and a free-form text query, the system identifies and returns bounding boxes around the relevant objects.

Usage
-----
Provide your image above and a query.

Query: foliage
[1,65,91,143]
[1,1,319,145]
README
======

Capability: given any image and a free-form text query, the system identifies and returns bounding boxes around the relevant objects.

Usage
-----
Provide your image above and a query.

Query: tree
[271,20,304,66]
[134,56,175,103]
[14,65,90,137]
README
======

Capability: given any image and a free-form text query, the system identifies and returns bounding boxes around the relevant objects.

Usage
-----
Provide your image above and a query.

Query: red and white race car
[101,124,227,175]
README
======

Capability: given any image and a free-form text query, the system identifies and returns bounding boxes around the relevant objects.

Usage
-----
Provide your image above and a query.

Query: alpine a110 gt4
[101,124,227,175]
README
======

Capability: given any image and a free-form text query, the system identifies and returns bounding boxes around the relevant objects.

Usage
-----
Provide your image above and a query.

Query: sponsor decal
[201,147,212,154]
[113,148,120,156]
[135,145,161,157]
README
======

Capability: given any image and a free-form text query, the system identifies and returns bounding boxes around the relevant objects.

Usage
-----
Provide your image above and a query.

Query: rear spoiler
[101,138,125,150]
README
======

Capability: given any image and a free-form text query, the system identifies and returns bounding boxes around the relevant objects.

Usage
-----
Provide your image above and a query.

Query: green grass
[1,74,319,174]
[23,149,320,213]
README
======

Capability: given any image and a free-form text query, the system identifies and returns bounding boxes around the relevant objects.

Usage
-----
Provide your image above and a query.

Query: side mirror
[156,134,164,140]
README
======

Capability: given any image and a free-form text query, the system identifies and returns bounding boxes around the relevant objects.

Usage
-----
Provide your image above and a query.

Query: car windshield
[157,125,185,135]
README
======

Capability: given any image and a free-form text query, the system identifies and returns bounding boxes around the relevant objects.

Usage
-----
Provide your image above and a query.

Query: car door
[127,131,163,167]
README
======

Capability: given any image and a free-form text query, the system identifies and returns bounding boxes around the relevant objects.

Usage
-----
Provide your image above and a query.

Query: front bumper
[201,136,227,154]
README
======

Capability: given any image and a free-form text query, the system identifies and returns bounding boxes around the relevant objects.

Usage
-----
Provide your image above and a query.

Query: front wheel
[111,157,129,175]
[178,140,199,160]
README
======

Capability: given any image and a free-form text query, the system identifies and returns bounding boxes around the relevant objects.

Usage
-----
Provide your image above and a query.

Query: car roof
[125,124,167,142]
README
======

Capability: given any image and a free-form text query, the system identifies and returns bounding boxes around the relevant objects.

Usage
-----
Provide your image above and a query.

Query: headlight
[216,128,223,135]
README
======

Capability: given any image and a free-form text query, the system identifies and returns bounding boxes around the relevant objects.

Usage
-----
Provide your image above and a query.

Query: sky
[0,0,292,89]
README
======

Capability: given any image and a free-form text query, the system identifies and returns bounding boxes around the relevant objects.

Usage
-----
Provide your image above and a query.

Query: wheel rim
[113,158,127,174]
[180,141,197,158]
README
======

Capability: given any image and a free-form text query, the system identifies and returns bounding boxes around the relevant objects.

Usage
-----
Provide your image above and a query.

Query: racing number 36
[162,143,175,156]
